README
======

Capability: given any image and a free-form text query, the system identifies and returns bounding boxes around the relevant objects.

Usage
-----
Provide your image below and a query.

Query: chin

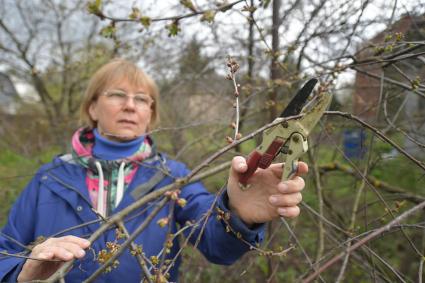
[102,130,142,142]
[117,131,142,141]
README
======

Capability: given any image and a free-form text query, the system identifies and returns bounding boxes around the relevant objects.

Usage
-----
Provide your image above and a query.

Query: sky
[1,0,424,102]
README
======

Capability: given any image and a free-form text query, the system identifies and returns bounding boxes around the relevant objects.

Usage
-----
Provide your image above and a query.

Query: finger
[269,163,283,179]
[22,251,55,272]
[297,161,308,175]
[40,244,85,261]
[38,246,74,261]
[269,192,302,207]
[57,241,87,258]
[277,177,305,194]
[58,235,91,248]
[27,251,54,264]
[231,156,247,174]
[33,236,89,258]
[39,251,54,259]
[277,206,300,218]
[39,236,90,250]
[270,161,308,179]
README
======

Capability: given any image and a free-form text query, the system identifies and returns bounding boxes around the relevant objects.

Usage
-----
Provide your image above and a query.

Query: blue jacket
[0,153,264,282]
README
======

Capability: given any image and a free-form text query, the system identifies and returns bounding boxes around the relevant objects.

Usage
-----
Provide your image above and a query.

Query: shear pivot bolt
[292,135,300,143]
[282,121,288,128]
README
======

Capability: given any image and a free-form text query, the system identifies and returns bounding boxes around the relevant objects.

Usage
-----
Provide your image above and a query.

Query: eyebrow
[110,88,147,95]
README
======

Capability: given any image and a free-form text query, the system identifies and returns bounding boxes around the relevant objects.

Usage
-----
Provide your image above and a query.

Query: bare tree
[0,0,114,148]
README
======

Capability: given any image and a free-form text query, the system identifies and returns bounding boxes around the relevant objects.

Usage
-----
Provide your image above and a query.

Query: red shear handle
[239,150,262,186]
[238,137,285,186]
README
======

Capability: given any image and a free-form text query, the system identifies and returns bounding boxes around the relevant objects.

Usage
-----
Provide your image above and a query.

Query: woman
[0,59,307,282]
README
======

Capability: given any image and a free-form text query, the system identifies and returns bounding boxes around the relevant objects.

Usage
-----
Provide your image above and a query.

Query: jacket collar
[41,153,168,232]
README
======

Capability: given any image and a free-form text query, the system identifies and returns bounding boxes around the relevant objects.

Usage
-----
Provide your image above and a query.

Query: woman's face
[89,79,153,142]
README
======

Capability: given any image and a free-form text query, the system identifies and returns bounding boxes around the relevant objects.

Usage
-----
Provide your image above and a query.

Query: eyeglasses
[102,90,154,109]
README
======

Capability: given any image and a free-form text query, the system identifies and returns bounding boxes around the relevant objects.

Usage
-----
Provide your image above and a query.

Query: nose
[122,95,136,110]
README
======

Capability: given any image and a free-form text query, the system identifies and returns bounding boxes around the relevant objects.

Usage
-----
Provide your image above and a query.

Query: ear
[88,102,98,122]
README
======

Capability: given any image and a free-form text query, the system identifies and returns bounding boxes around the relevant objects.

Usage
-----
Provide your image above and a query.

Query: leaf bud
[177,198,187,207]
[157,217,169,228]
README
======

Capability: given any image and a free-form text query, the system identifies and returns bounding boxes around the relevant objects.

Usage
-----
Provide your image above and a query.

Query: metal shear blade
[280,78,318,118]
[295,91,332,136]
[238,79,332,188]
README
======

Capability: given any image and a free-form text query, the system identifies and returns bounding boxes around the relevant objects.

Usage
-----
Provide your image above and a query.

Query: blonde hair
[80,58,159,130]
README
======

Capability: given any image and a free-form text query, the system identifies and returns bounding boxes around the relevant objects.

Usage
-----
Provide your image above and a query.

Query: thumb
[230,156,247,179]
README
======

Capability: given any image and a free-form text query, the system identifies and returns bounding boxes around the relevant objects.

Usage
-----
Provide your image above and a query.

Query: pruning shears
[239,78,332,189]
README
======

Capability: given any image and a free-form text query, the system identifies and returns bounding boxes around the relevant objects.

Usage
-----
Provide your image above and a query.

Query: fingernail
[269,196,278,204]
[237,163,246,170]
[278,208,287,215]
[78,250,86,258]
[279,183,289,193]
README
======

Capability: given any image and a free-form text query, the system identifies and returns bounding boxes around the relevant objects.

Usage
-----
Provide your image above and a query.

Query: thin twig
[83,198,169,283]
[91,0,244,23]
[325,111,425,171]
[302,200,425,283]
[280,217,326,283]
[307,146,325,264]
[335,160,369,283]
[115,221,154,283]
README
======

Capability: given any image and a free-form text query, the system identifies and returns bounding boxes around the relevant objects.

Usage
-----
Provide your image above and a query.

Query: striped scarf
[71,127,152,216]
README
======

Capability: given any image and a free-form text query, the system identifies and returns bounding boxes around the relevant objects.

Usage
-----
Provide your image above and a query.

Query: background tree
[0,0,114,149]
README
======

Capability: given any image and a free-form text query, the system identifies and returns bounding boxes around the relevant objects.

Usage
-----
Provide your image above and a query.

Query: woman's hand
[227,156,308,226]
[17,235,90,282]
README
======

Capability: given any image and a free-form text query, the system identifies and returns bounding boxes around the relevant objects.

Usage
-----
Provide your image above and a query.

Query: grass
[0,147,59,225]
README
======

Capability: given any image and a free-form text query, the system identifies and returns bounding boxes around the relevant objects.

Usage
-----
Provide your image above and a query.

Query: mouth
[118,119,137,125]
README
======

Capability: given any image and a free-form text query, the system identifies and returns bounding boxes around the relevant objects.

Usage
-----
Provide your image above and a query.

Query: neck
[92,128,145,160]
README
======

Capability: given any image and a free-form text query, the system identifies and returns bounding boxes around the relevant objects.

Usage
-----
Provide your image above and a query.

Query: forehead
[105,77,148,93]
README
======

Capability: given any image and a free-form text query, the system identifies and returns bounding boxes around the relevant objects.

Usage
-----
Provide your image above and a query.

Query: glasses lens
[134,94,152,106]
[104,91,152,108]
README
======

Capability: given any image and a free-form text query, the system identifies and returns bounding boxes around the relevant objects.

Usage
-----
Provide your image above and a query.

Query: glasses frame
[101,89,154,109]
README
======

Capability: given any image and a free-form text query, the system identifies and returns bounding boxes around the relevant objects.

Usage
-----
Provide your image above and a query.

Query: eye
[134,94,151,104]
[107,91,126,99]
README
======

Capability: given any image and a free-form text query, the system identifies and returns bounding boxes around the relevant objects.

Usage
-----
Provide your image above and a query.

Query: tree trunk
[269,0,281,122]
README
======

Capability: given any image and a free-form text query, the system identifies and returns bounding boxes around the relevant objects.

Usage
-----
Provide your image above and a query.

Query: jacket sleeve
[173,163,265,265]
[0,172,40,282]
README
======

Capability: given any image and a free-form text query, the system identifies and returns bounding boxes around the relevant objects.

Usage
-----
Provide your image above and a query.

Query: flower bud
[157,218,169,228]
[177,198,187,207]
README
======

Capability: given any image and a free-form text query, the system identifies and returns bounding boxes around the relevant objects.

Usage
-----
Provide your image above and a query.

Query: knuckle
[62,235,75,241]
[296,192,303,203]
[37,238,54,250]
[233,156,244,163]
[298,177,305,188]
[287,206,300,218]
[293,176,305,189]
[43,238,55,244]
[286,193,302,205]
[48,246,59,253]
[31,245,42,254]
